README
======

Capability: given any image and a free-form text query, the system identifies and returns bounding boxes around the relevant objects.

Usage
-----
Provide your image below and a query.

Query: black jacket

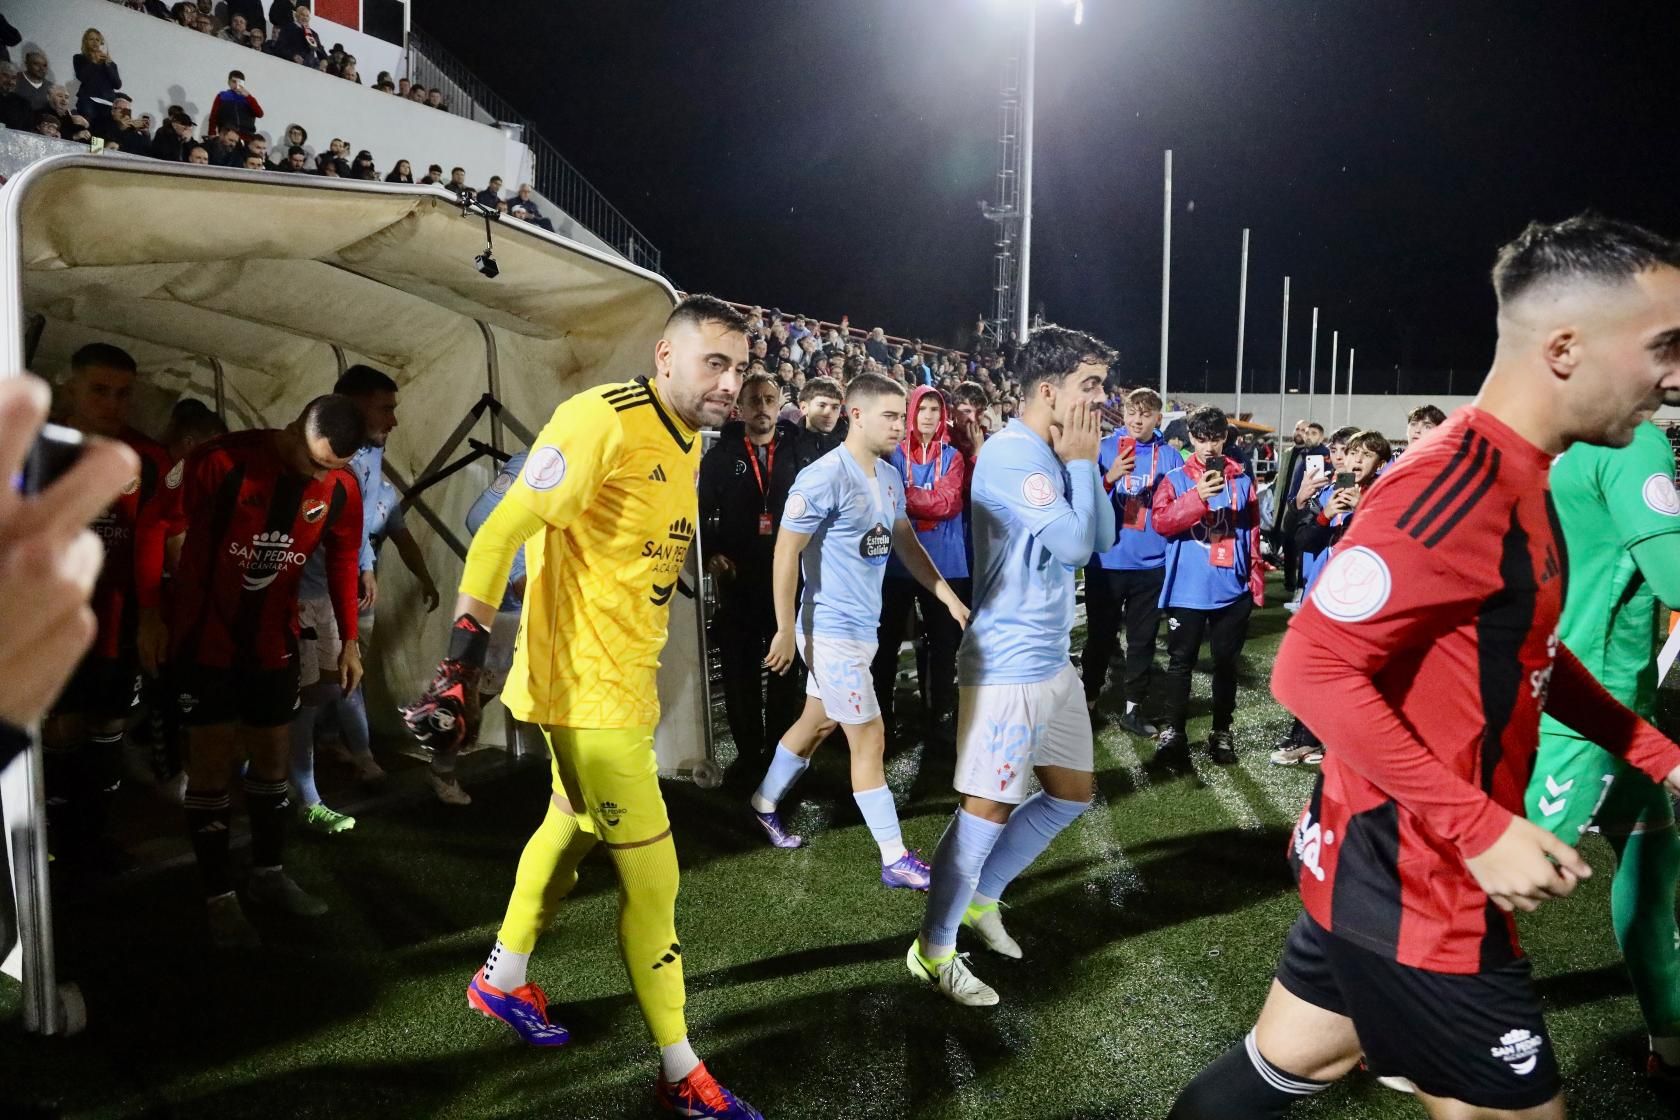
[699,418,839,593]
[149,124,192,161]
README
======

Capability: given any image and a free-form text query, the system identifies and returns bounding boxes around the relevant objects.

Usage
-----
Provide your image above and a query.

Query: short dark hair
[663,293,750,337]
[228,70,244,82]
[1304,421,1325,436]
[334,364,398,398]
[1015,324,1117,395]
[288,144,306,158]
[951,381,989,411]
[846,372,907,409]
[1406,404,1446,426]
[1347,430,1393,463]
[1186,406,1227,441]
[739,371,778,399]
[71,342,138,375]
[302,394,366,457]
[1493,212,1680,308]
[166,398,228,443]
[800,376,842,404]
[1328,425,1360,447]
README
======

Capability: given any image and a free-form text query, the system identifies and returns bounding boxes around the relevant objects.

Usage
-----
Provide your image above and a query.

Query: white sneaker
[428,770,472,806]
[1269,744,1324,766]
[1376,1075,1417,1094]
[906,940,999,1007]
[962,901,1023,959]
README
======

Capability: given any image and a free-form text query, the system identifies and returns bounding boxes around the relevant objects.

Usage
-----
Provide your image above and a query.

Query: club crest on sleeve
[785,492,808,520]
[1022,471,1057,507]
[524,446,567,491]
[1642,473,1680,517]
[1310,545,1392,623]
[166,459,185,489]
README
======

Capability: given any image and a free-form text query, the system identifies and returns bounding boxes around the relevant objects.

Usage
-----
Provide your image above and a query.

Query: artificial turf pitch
[2,577,1676,1119]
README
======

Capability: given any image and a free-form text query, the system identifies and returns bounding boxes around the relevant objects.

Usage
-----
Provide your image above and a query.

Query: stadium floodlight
[1015,0,1087,341]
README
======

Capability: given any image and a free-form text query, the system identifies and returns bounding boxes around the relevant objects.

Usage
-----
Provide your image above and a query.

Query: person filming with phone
[1149,405,1265,769]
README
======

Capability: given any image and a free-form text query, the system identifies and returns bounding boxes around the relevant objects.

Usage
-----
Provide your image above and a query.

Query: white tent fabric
[0,156,713,1031]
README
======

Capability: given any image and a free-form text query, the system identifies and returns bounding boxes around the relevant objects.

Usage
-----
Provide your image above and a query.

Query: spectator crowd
[0,4,558,227]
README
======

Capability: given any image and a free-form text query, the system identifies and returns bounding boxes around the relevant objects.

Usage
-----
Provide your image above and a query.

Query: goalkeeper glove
[401,614,490,753]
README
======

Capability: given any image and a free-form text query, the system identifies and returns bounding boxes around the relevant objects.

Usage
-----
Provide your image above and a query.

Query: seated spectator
[47,85,79,132]
[219,14,250,43]
[98,95,153,155]
[17,50,51,115]
[277,4,323,67]
[208,71,263,139]
[326,43,347,73]
[426,88,446,111]
[407,85,428,104]
[73,29,123,132]
[246,134,271,166]
[385,159,414,183]
[315,153,347,176]
[865,326,891,364]
[373,73,394,94]
[242,152,267,171]
[397,77,411,98]
[194,0,219,31]
[207,125,246,167]
[446,166,471,198]
[186,143,210,165]
[222,0,266,34]
[508,196,553,232]
[281,144,308,171]
[282,122,309,157]
[171,3,197,30]
[33,110,61,140]
[0,62,28,130]
[349,150,378,179]
[339,58,361,84]
[247,27,269,52]
[149,108,196,161]
[419,162,443,184]
[475,175,503,209]
[327,137,348,160]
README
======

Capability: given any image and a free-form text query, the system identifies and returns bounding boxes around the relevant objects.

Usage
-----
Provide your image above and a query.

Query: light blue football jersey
[781,444,907,641]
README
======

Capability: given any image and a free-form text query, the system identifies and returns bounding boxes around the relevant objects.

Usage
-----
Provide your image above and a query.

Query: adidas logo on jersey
[648,464,667,482]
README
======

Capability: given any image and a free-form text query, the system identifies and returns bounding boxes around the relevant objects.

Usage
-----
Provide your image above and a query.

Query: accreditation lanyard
[745,436,776,534]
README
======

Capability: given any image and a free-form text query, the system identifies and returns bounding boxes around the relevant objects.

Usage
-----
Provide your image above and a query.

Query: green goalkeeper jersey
[1540,420,1680,736]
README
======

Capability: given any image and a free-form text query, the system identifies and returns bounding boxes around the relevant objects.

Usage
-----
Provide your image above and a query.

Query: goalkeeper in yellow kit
[403,296,758,1118]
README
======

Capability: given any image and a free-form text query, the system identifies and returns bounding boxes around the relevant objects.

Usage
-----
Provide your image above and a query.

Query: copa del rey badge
[1310,546,1392,623]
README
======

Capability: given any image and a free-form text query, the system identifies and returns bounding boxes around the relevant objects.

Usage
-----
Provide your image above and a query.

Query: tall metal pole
[1276,275,1290,450]
[1307,306,1319,421]
[1234,227,1250,419]
[1015,2,1036,343]
[1328,329,1340,429]
[1159,149,1173,399]
[1346,348,1356,428]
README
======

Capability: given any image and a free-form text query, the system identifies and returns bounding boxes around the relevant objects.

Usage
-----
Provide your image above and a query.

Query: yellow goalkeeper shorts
[542,725,670,846]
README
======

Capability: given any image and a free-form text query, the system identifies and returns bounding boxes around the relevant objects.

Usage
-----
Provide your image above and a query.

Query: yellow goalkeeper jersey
[494,377,699,729]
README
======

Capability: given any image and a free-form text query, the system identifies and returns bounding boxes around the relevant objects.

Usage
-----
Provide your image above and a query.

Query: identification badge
[1209,534,1236,568]
[860,523,891,564]
[758,512,773,536]
[1123,495,1147,531]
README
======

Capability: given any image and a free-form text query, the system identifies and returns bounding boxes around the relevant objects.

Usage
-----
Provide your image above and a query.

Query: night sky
[415,1,1679,398]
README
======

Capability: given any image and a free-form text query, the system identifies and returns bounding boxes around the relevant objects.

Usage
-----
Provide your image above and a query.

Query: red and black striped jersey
[1275,406,1680,973]
[137,430,361,670]
[86,428,172,660]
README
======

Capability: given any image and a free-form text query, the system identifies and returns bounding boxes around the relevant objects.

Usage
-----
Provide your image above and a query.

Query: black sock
[81,731,125,842]
[1168,1033,1331,1119]
[184,789,233,897]
[243,776,291,870]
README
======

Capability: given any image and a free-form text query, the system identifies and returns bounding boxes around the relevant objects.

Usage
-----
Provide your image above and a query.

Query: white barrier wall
[12,0,521,189]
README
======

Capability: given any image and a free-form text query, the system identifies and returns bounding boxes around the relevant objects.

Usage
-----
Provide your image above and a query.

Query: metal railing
[406,25,662,274]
